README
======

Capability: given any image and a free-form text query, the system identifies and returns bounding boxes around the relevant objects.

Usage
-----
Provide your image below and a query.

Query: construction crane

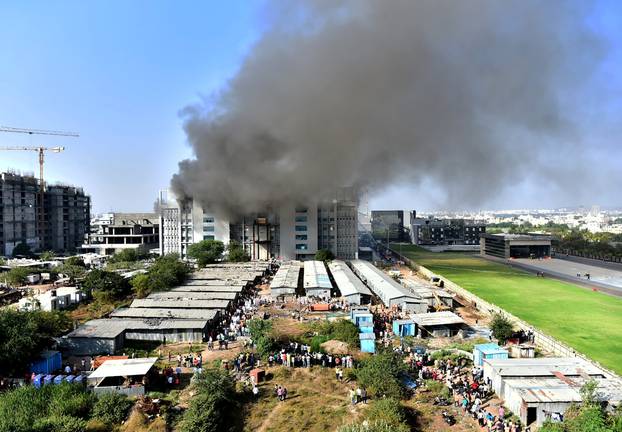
[0,126,79,243]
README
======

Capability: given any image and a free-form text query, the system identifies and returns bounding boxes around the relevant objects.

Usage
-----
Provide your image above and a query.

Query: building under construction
[0,171,90,256]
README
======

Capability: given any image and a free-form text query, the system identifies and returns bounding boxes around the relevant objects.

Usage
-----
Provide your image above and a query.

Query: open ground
[392,244,622,375]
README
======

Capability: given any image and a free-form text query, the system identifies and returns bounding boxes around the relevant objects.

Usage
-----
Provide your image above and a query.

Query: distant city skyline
[1,1,621,214]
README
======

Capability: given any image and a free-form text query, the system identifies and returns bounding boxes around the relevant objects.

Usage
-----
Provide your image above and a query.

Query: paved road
[480,255,622,297]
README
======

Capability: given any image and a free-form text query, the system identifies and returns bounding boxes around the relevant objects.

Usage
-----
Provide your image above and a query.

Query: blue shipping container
[473,343,509,366]
[29,350,62,375]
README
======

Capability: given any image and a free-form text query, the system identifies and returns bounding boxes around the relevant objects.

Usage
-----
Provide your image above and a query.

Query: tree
[130,254,190,298]
[108,248,149,264]
[354,350,407,399]
[56,264,87,282]
[82,269,131,303]
[178,368,239,432]
[40,251,56,261]
[12,242,32,257]
[315,248,335,262]
[0,310,71,376]
[92,392,132,425]
[490,313,514,344]
[65,256,86,267]
[2,267,33,287]
[188,240,225,266]
[227,241,249,262]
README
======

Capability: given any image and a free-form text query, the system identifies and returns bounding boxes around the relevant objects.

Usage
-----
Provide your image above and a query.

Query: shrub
[366,398,407,427]
[490,313,514,343]
[187,240,225,266]
[178,368,238,432]
[339,420,409,432]
[92,393,132,425]
[354,350,407,399]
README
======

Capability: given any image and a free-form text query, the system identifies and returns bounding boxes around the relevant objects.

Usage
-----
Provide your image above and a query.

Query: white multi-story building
[158,190,230,258]
[157,187,358,261]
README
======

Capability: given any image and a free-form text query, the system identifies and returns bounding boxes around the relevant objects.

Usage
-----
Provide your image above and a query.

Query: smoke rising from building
[171,0,604,216]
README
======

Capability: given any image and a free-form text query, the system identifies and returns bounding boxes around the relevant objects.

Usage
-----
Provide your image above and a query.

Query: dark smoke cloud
[172,0,604,216]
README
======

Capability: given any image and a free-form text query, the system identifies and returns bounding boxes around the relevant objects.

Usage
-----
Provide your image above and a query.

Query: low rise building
[480,233,552,259]
[410,213,486,247]
[81,213,159,256]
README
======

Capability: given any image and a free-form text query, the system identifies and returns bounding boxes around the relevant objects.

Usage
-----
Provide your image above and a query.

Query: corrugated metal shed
[411,311,465,327]
[110,308,219,320]
[170,285,244,293]
[349,260,423,307]
[148,291,237,301]
[89,357,158,379]
[270,261,301,296]
[328,260,372,302]
[67,318,211,339]
[130,298,230,310]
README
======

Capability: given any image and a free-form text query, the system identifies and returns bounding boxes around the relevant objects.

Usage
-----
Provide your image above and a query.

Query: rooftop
[328,260,372,297]
[89,357,158,379]
[350,260,421,305]
[67,318,210,339]
[303,260,333,290]
[110,308,219,321]
[130,298,230,310]
[411,311,465,327]
[483,357,606,378]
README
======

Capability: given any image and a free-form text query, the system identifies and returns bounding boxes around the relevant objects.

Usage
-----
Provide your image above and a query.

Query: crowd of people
[266,342,355,369]
[416,357,530,432]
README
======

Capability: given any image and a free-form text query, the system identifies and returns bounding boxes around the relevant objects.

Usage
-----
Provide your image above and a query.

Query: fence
[390,249,620,379]
[554,248,622,264]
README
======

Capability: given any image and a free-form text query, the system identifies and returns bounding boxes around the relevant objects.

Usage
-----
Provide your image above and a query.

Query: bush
[187,240,225,266]
[315,249,335,262]
[92,393,132,425]
[130,254,190,298]
[227,241,249,262]
[339,420,409,432]
[354,350,407,399]
[108,249,149,264]
[178,368,238,432]
[0,383,96,432]
[366,398,407,428]
[490,313,514,343]
[310,319,360,348]
[82,270,131,302]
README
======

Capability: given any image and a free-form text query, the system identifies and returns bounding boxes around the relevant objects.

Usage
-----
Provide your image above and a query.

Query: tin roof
[411,311,465,327]
[89,357,157,379]
[328,260,372,297]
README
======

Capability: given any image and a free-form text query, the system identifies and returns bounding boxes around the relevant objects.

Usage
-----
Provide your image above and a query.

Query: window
[295,207,308,213]
[295,215,307,222]
[295,244,308,250]
[295,225,307,232]
[203,235,215,240]
[204,226,215,232]
[203,216,215,223]
[295,234,308,240]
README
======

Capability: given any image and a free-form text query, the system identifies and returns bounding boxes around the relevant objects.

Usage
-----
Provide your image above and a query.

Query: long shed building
[303,260,333,299]
[270,261,301,297]
[328,260,372,305]
[349,260,426,312]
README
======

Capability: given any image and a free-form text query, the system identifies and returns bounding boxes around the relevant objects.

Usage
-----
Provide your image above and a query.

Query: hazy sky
[1,1,621,214]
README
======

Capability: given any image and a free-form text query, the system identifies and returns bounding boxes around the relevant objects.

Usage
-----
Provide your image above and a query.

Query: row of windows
[295,234,307,240]
[295,243,308,250]
[295,225,307,232]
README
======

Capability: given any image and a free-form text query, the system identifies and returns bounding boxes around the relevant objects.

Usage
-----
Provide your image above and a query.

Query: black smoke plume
[172,0,604,216]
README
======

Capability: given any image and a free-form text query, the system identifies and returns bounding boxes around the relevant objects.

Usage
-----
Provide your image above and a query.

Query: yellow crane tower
[0,126,79,243]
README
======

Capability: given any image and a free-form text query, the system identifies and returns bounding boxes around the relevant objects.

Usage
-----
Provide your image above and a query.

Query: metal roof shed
[130,298,230,310]
[110,308,219,321]
[473,343,509,366]
[328,260,372,305]
[89,357,158,396]
[148,291,238,301]
[411,311,465,338]
[303,260,333,299]
[350,260,424,310]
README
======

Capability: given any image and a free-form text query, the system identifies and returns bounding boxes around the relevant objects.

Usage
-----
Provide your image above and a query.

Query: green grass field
[391,244,622,375]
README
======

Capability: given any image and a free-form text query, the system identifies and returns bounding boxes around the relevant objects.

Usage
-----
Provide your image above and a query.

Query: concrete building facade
[410,213,486,247]
[0,172,90,256]
[157,187,358,261]
[81,213,158,256]
[480,233,552,259]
